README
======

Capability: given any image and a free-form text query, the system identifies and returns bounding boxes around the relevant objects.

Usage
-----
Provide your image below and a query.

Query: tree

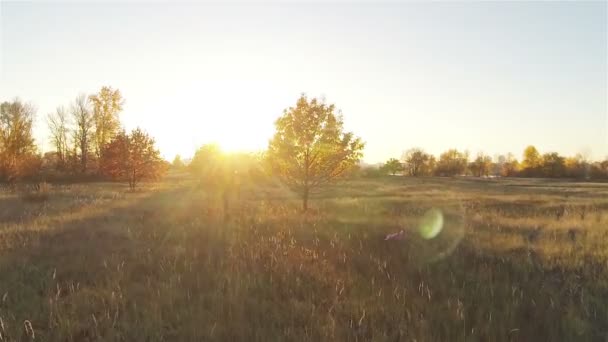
[541,152,565,178]
[402,148,434,176]
[522,145,541,177]
[381,158,402,175]
[0,99,39,182]
[71,94,94,173]
[100,128,165,188]
[47,106,70,169]
[469,152,492,177]
[89,86,124,159]
[267,95,364,211]
[172,154,185,169]
[435,149,468,176]
[501,153,519,177]
[565,154,589,179]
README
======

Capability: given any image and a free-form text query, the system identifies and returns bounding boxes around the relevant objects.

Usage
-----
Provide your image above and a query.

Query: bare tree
[71,94,94,173]
[47,106,70,169]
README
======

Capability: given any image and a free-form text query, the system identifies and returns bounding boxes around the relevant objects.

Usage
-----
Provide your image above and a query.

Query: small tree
[469,152,492,177]
[267,95,364,211]
[402,148,434,176]
[381,158,402,175]
[172,154,185,169]
[100,128,165,188]
[435,149,468,176]
[47,106,70,170]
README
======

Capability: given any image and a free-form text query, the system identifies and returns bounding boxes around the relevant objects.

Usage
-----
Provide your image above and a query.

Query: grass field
[1,175,607,341]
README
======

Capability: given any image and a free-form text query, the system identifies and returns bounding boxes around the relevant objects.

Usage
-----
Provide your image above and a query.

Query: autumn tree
[381,158,402,175]
[0,99,40,182]
[99,128,165,188]
[501,153,520,177]
[469,152,492,177]
[541,152,565,178]
[90,86,124,159]
[172,154,185,169]
[267,95,364,211]
[46,106,70,169]
[565,154,589,179]
[521,145,541,177]
[435,149,468,176]
[402,148,434,176]
[71,94,94,173]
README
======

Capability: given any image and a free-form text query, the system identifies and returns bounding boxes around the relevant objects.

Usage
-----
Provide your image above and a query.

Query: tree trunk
[303,187,309,212]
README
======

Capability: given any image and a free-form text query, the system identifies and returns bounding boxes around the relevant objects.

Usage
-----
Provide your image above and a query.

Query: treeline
[0,86,167,187]
[376,146,608,179]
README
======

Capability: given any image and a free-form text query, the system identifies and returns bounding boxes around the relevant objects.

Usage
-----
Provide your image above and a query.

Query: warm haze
[1,2,606,162]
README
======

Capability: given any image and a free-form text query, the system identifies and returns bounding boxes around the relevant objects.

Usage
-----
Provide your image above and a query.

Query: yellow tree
[469,152,492,177]
[0,99,40,182]
[267,95,364,211]
[522,145,541,176]
[402,148,434,176]
[90,86,124,159]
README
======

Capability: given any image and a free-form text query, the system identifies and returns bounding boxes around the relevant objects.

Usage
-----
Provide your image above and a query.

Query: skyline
[1,2,607,163]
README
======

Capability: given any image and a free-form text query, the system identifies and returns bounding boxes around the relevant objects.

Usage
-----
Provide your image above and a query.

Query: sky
[1,2,607,163]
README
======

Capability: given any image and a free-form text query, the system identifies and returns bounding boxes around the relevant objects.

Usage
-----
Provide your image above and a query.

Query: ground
[0,175,607,341]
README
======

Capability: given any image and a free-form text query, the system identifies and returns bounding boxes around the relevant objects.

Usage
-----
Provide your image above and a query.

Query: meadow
[0,174,607,341]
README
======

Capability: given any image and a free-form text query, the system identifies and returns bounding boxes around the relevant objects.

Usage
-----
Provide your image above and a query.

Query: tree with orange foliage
[99,128,165,188]
[0,99,40,182]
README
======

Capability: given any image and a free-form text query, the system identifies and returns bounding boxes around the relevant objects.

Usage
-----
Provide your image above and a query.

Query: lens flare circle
[418,208,444,239]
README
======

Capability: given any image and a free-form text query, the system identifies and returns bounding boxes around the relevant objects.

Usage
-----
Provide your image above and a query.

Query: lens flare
[418,208,444,239]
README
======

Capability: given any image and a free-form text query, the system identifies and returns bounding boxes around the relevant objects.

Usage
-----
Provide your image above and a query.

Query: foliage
[89,86,124,158]
[99,128,166,188]
[172,154,185,169]
[435,149,468,176]
[402,148,435,176]
[469,152,492,177]
[0,99,40,182]
[380,158,402,175]
[267,95,364,210]
[521,145,542,177]
[541,152,566,178]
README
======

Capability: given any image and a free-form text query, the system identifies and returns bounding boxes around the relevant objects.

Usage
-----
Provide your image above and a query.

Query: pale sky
[1,2,607,163]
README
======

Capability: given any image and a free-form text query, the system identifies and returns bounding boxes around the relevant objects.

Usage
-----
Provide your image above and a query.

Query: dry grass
[0,175,607,341]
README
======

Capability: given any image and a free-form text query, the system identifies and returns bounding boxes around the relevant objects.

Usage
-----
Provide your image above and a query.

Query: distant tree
[469,152,492,177]
[381,158,402,175]
[402,148,434,176]
[501,153,520,177]
[89,86,124,159]
[565,154,589,179]
[267,95,364,211]
[541,152,565,178]
[172,154,185,169]
[100,128,165,188]
[521,145,541,177]
[0,99,39,182]
[71,94,94,173]
[46,106,70,169]
[435,149,468,176]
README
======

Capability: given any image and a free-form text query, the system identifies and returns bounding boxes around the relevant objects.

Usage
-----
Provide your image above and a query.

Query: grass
[0,174,607,341]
